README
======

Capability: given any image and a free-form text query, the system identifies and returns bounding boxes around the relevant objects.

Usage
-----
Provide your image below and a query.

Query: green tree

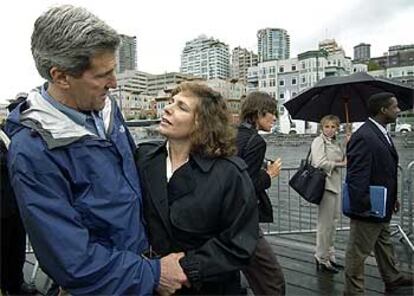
[367,61,381,71]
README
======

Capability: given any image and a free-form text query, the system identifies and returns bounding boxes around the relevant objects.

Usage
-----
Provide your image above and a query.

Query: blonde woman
[311,115,346,273]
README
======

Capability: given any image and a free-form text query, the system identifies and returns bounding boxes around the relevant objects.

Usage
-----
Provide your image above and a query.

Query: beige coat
[310,134,344,194]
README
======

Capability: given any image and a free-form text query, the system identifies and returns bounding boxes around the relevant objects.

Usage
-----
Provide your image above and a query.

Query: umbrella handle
[344,99,351,134]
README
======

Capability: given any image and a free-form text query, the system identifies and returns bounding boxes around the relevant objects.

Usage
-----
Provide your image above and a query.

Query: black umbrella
[284,72,414,127]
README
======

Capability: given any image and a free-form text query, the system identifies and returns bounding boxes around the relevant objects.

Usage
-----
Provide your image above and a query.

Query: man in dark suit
[344,92,413,295]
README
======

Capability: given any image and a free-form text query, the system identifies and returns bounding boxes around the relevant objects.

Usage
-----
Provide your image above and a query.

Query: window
[279,79,284,86]
[292,65,296,71]
[291,78,297,85]
[292,92,297,98]
[279,93,284,99]
[279,66,284,73]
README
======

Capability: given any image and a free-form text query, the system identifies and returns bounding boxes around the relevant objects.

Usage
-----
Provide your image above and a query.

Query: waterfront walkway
[264,229,413,295]
[23,227,413,295]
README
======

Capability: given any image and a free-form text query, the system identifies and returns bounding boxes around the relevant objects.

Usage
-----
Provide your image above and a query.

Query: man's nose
[107,73,117,89]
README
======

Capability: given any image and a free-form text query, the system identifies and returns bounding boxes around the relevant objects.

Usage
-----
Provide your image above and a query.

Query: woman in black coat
[135,82,258,295]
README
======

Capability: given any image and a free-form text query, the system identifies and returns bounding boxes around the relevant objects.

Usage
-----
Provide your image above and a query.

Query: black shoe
[20,282,38,295]
[385,276,414,292]
[314,257,339,274]
[329,260,344,269]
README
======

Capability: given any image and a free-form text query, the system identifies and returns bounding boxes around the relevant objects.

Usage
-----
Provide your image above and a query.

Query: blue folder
[342,183,387,218]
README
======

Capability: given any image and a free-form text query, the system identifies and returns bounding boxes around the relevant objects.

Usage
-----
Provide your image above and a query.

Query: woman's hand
[266,158,282,178]
[336,158,347,167]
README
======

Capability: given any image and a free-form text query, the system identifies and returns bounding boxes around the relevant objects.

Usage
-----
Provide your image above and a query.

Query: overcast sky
[0,0,413,103]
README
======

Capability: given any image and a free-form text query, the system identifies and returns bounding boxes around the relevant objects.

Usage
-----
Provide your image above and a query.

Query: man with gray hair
[4,5,187,295]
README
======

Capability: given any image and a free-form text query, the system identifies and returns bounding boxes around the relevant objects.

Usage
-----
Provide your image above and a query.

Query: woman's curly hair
[170,82,236,158]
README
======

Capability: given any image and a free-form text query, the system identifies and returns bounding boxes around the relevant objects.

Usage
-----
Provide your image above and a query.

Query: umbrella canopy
[283,72,414,123]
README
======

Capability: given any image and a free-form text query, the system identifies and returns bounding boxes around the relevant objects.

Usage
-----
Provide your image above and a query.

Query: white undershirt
[165,141,189,182]
[368,117,391,145]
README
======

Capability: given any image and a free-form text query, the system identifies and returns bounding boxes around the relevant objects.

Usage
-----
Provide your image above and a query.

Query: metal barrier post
[406,161,414,237]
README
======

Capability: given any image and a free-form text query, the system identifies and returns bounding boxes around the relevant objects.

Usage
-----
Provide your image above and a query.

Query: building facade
[146,72,200,96]
[116,34,137,74]
[369,44,414,71]
[353,43,371,62]
[257,28,290,62]
[248,48,361,134]
[369,65,414,87]
[0,103,8,122]
[180,35,230,80]
[318,39,344,55]
[231,46,258,84]
[112,70,202,119]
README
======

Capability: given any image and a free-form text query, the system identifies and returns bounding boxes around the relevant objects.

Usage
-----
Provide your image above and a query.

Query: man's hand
[266,158,282,178]
[393,199,400,214]
[156,252,188,296]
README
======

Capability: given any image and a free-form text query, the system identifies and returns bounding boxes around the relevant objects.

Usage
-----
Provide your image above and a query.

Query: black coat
[135,142,258,294]
[346,120,399,223]
[236,123,273,222]
[0,139,18,219]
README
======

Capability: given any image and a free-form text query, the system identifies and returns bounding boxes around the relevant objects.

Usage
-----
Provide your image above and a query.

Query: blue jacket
[5,91,159,295]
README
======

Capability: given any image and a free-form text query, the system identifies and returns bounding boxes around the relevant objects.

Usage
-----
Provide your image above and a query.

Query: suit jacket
[310,134,344,194]
[135,141,258,292]
[346,120,399,223]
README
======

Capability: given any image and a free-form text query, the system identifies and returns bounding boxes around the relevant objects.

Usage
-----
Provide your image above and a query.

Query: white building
[206,79,246,101]
[248,48,365,134]
[180,35,230,80]
[369,65,414,86]
[247,66,259,92]
[0,103,8,122]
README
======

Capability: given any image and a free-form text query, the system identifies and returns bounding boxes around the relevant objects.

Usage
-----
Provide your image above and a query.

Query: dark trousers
[0,213,27,294]
[242,232,286,295]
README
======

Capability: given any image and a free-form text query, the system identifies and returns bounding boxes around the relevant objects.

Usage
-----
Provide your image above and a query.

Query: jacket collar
[147,141,217,173]
[7,90,114,149]
[366,120,398,159]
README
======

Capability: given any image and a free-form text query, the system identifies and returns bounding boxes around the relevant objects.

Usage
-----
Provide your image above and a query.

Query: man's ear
[49,67,70,89]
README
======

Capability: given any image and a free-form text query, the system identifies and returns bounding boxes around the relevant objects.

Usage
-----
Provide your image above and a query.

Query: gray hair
[31,5,120,81]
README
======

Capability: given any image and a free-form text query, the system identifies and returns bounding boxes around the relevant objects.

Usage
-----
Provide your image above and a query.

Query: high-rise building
[231,46,258,84]
[353,43,371,62]
[318,39,344,55]
[257,28,290,62]
[180,35,230,80]
[116,34,137,73]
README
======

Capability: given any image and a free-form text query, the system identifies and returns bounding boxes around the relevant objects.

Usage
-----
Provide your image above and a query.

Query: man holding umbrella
[344,92,413,295]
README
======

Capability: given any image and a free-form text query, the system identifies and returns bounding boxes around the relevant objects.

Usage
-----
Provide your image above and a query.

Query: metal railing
[262,164,414,252]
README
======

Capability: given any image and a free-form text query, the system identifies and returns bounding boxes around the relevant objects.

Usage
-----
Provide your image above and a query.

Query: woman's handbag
[289,148,326,204]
